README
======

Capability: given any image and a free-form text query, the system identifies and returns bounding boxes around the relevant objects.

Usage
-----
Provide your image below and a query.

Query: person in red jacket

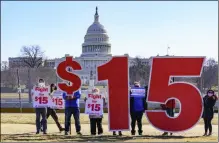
[160,99,176,136]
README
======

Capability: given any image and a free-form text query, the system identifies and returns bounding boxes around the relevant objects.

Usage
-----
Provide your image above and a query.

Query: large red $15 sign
[56,56,205,132]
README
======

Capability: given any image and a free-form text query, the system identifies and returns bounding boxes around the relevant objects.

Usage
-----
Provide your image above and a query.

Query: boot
[162,132,168,136]
[119,131,122,136]
[113,131,116,135]
[203,132,207,136]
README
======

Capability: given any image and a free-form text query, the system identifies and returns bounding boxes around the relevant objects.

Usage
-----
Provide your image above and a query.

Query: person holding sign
[40,83,65,132]
[63,89,82,135]
[202,89,218,136]
[33,78,48,134]
[160,78,175,136]
[130,82,147,135]
[84,88,106,135]
[160,99,175,136]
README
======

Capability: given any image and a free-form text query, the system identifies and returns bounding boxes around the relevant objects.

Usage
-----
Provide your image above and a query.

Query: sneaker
[208,132,212,136]
[65,132,69,135]
[203,133,207,136]
[139,132,142,136]
[43,132,47,135]
[98,133,103,136]
[77,132,82,136]
[170,133,173,136]
[131,132,135,136]
[162,132,168,136]
[60,128,65,132]
[36,131,40,134]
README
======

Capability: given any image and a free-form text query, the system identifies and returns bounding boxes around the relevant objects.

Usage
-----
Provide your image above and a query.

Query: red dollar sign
[56,56,82,94]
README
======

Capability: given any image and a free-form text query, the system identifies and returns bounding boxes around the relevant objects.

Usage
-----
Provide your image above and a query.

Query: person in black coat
[202,89,218,136]
[130,82,147,135]
[40,83,65,132]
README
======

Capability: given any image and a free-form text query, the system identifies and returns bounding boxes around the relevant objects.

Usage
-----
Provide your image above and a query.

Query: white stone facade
[54,7,149,85]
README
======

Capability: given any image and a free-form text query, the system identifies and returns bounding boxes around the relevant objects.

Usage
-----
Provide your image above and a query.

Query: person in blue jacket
[130,82,147,135]
[63,90,82,135]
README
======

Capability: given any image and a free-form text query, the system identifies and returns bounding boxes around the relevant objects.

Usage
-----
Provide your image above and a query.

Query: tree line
[1,45,218,101]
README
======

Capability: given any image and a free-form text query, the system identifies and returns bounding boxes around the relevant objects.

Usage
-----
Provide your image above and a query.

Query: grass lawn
[1,113,218,125]
[1,134,217,142]
[1,113,218,142]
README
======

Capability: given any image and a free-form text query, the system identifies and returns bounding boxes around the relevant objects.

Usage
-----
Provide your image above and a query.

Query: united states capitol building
[51,7,149,85]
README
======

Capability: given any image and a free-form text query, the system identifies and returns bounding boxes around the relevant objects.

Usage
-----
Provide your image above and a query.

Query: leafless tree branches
[20,45,44,68]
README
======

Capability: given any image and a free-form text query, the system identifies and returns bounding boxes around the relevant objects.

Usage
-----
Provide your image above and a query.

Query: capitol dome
[81,7,111,57]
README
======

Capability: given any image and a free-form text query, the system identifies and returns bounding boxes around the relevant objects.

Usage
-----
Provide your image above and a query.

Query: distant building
[54,7,150,85]
[44,59,56,68]
[8,57,43,68]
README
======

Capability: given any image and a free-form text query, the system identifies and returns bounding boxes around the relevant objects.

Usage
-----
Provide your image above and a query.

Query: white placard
[32,86,51,108]
[50,90,65,109]
[130,87,145,97]
[85,94,103,115]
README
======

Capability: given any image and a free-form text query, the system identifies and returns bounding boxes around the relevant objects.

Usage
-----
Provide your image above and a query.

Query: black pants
[41,107,63,131]
[65,107,81,133]
[35,108,47,132]
[204,118,213,133]
[130,111,143,134]
[90,118,103,135]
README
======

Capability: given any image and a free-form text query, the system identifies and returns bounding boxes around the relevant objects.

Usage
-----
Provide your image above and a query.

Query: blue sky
[1,1,218,61]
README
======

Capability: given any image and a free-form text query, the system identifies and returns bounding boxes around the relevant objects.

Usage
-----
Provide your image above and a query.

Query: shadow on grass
[1,133,203,142]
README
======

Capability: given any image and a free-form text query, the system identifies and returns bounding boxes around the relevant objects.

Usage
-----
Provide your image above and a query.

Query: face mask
[38,82,45,87]
[208,93,213,97]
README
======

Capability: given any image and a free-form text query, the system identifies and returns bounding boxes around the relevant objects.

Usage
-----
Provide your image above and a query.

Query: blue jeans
[65,107,81,133]
[35,108,47,132]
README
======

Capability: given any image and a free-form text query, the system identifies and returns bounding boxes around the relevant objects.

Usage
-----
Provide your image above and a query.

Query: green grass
[1,113,218,142]
[1,134,217,142]
[1,113,218,125]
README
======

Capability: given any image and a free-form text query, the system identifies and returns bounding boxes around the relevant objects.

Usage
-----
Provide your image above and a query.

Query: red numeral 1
[146,57,204,132]
[97,57,129,131]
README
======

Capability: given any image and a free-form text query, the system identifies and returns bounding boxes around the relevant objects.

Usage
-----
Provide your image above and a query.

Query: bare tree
[202,58,218,89]
[20,45,45,102]
[20,45,44,68]
[1,68,17,88]
[129,57,150,86]
[1,61,9,71]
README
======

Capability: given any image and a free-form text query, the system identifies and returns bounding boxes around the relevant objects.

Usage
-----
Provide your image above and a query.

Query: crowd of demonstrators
[33,79,217,137]
[202,89,218,136]
[84,88,106,136]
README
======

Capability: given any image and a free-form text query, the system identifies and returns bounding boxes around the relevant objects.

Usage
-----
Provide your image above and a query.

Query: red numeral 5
[42,97,48,104]
[95,104,100,111]
[58,98,63,105]
[146,57,204,132]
